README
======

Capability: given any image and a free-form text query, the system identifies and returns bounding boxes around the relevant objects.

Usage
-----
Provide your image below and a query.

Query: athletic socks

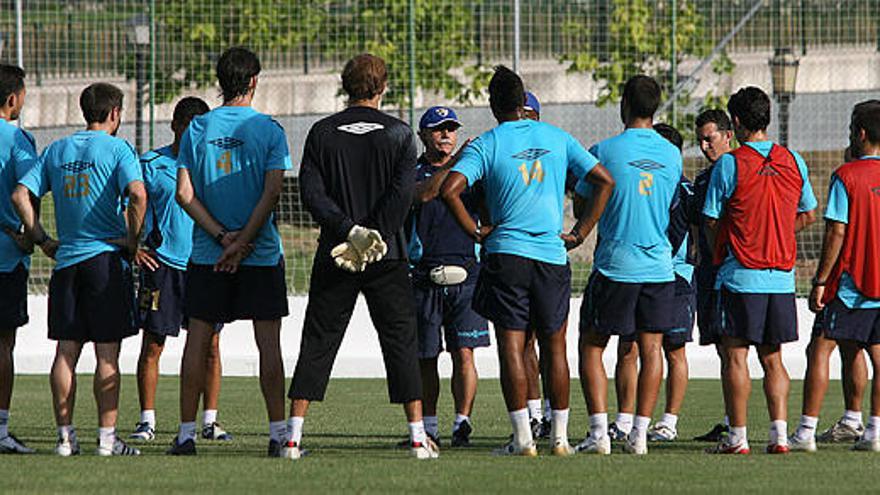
[452,414,469,433]
[769,420,788,446]
[0,409,8,438]
[550,409,569,445]
[543,399,552,420]
[729,426,748,446]
[408,420,427,445]
[178,422,197,443]
[287,416,304,445]
[863,416,880,441]
[658,413,679,431]
[98,426,116,450]
[724,415,730,427]
[423,415,439,439]
[269,420,287,443]
[509,408,532,446]
[203,409,218,426]
[58,425,76,442]
[614,412,634,435]
[843,410,864,429]
[140,409,156,428]
[794,415,818,442]
[589,413,608,440]
[630,415,651,443]
[527,400,543,421]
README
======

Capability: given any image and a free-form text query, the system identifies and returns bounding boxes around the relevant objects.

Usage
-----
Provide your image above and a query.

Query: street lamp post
[768,47,799,148]
[127,15,150,154]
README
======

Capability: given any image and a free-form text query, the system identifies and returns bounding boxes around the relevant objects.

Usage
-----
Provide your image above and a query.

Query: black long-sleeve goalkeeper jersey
[299,106,417,261]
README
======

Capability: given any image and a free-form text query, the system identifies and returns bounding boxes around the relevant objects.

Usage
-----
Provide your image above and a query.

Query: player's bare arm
[809,220,846,313]
[563,163,614,250]
[441,171,493,242]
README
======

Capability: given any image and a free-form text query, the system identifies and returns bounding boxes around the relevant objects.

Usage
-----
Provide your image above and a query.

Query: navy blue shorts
[718,289,797,345]
[138,261,185,338]
[697,286,722,346]
[666,275,695,348]
[413,271,490,359]
[48,251,136,343]
[473,253,570,334]
[580,271,677,339]
[812,297,880,346]
[186,258,289,324]
[0,263,28,330]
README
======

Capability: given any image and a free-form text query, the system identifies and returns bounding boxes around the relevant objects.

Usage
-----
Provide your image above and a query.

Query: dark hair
[341,54,387,102]
[216,47,261,102]
[653,123,683,151]
[852,99,880,145]
[0,64,25,105]
[488,65,525,116]
[727,86,771,132]
[622,75,661,119]
[173,96,209,124]
[80,83,124,124]
[695,109,732,132]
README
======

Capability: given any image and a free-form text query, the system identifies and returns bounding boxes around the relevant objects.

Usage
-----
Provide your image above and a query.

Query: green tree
[559,0,733,139]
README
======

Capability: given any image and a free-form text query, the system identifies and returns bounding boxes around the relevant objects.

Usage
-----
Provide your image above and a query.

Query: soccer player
[286,54,436,460]
[0,64,46,454]
[169,47,291,456]
[704,86,817,454]
[129,97,233,443]
[443,66,614,456]
[691,109,735,442]
[576,75,682,456]
[791,101,880,452]
[407,106,489,447]
[12,82,146,456]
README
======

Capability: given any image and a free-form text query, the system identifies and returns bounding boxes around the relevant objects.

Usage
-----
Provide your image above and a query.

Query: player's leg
[446,278,488,447]
[612,338,638,440]
[412,280,443,444]
[93,341,136,455]
[855,327,880,452]
[419,357,440,441]
[648,342,687,442]
[176,319,214,452]
[539,351,553,438]
[201,331,231,441]
[132,331,164,441]
[450,348,477,446]
[757,343,790,453]
[694,288,729,441]
[362,261,437,459]
[538,319,572,455]
[0,262,31,453]
[287,258,362,458]
[717,336,751,453]
[626,331,663,454]
[791,332,836,450]
[252,319,286,449]
[51,340,83,456]
[831,343,868,440]
[523,334,543,434]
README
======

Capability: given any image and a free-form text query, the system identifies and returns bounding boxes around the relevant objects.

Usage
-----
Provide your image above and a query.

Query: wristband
[215,229,228,244]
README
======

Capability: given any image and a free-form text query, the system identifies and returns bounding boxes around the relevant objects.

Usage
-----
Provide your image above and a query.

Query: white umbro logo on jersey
[337,122,385,135]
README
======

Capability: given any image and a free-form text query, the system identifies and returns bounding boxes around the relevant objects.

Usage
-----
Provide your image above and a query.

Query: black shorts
[138,262,186,338]
[580,271,677,339]
[697,286,722,346]
[186,258,288,323]
[413,273,490,359]
[473,253,570,334]
[48,252,136,343]
[812,297,880,346]
[0,263,28,330]
[666,275,695,347]
[718,289,798,346]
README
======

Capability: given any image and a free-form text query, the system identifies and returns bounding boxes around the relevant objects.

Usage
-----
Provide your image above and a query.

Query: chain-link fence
[1,0,877,295]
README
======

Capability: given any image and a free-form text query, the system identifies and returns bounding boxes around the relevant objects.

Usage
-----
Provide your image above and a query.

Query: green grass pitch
[2,375,876,493]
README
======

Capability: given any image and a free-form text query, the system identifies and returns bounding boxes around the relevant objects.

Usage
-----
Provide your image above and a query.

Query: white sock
[659,413,679,431]
[589,413,608,440]
[58,425,76,442]
[864,416,880,441]
[794,415,818,441]
[203,409,218,426]
[269,420,287,442]
[770,420,788,446]
[423,415,439,438]
[550,409,569,444]
[178,422,197,442]
[615,412,634,434]
[0,409,8,438]
[98,426,116,449]
[287,416,304,445]
[543,399,552,419]
[527,400,543,421]
[843,410,863,428]
[452,414,469,432]
[409,420,427,445]
[729,426,748,446]
[630,415,651,443]
[509,408,532,446]
[140,409,156,427]
[724,415,730,427]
